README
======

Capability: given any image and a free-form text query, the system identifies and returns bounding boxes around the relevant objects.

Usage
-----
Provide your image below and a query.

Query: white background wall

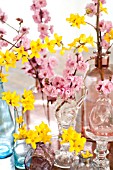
[0,0,113,45]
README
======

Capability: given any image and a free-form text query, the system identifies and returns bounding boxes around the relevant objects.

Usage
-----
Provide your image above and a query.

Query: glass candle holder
[13,139,31,169]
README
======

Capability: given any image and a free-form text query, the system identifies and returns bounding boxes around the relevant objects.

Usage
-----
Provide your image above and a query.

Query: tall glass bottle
[0,79,15,152]
[83,54,113,139]
[0,79,15,170]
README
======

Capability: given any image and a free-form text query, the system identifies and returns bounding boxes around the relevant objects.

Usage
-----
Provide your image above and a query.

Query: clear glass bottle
[83,55,113,138]
[0,79,15,147]
[0,80,15,169]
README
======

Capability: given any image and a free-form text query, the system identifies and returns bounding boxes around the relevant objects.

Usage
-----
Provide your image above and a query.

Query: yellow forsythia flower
[16,116,24,124]
[81,150,93,159]
[66,13,86,29]
[0,73,8,82]
[21,89,35,112]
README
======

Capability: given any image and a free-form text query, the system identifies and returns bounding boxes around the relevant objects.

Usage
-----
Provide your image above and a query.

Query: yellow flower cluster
[0,33,65,83]
[2,90,51,149]
[61,127,86,155]
[2,89,35,112]
[14,33,64,63]
[13,122,52,149]
[68,34,94,53]
[66,14,86,29]
[0,50,17,71]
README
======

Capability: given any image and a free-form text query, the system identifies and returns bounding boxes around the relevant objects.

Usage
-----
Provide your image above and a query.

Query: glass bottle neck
[95,56,109,68]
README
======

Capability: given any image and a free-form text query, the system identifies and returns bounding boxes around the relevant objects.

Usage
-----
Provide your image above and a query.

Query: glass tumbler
[13,139,31,169]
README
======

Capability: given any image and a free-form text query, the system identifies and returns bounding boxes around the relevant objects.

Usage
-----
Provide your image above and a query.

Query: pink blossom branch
[8,32,26,51]
[106,43,113,53]
[5,22,18,32]
[0,37,18,47]
[86,21,96,30]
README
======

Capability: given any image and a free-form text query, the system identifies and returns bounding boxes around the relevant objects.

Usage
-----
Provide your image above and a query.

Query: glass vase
[83,55,113,138]
[0,80,15,153]
[84,92,113,169]
[24,142,55,170]
[25,85,58,136]
[54,95,85,168]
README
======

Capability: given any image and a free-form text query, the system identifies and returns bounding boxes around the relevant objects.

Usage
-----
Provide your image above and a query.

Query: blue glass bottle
[0,79,15,167]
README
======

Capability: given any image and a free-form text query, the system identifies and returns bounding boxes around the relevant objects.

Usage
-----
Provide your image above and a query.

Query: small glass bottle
[77,156,94,170]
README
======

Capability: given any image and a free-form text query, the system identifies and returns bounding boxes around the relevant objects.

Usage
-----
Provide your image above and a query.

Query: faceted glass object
[54,94,85,169]
[76,151,94,170]
[24,142,55,170]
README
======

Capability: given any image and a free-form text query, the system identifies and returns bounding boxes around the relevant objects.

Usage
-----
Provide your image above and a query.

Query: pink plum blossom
[96,79,113,95]
[63,68,74,78]
[42,9,51,23]
[49,25,54,34]
[85,3,97,17]
[77,61,89,72]
[30,0,39,11]
[99,20,113,32]
[92,0,106,4]
[0,28,6,36]
[66,57,77,69]
[59,87,73,100]
[32,10,42,23]
[52,76,65,89]
[13,35,30,50]
[36,0,47,9]
[100,39,109,49]
[0,40,8,49]
[77,53,84,61]
[48,56,58,68]
[30,0,47,10]
[38,23,49,38]
[43,84,58,98]
[20,27,30,34]
[38,69,49,79]
[0,8,8,23]
[73,76,83,92]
